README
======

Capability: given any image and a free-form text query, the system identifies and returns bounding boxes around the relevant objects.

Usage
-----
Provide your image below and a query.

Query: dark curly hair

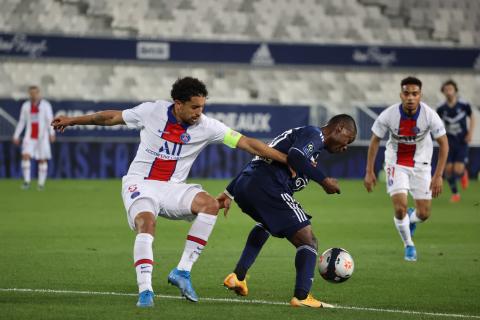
[401,76,422,89]
[171,77,208,102]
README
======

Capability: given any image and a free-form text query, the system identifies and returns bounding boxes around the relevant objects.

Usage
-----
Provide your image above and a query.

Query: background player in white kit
[363,77,448,261]
[12,85,55,190]
[51,77,287,308]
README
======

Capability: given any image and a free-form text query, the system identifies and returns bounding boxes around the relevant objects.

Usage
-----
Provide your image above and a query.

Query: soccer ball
[318,248,354,283]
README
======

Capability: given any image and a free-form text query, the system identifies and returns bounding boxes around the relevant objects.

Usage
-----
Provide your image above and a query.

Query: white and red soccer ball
[318,248,354,283]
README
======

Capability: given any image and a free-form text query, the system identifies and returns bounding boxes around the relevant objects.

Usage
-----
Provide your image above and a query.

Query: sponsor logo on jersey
[128,184,138,192]
[180,132,191,144]
[131,191,140,199]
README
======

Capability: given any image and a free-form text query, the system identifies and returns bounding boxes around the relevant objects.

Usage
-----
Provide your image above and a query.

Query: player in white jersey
[363,77,448,261]
[51,77,287,308]
[12,86,55,190]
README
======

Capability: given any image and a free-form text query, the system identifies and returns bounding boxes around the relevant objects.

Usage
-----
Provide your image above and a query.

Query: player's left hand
[430,175,443,198]
[216,193,232,217]
[49,135,56,143]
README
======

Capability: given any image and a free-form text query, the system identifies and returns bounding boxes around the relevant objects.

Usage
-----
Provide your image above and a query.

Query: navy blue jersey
[437,100,472,142]
[227,126,326,196]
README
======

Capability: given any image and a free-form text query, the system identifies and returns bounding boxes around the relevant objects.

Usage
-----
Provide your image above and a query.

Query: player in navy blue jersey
[217,114,356,308]
[437,80,475,203]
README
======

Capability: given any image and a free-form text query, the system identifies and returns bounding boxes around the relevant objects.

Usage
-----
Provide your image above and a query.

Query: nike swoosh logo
[158,130,170,134]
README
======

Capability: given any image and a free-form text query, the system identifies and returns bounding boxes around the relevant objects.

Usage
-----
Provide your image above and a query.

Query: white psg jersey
[122,100,230,182]
[371,102,446,168]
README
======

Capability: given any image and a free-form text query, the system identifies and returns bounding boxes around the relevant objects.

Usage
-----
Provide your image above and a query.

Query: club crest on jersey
[180,132,191,144]
[303,142,315,157]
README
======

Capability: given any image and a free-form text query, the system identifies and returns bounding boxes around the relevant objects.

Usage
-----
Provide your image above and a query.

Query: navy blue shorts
[231,172,311,238]
[447,136,468,164]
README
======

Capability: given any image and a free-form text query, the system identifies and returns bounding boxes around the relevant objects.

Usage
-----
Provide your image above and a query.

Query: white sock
[177,213,217,272]
[22,160,31,183]
[409,208,423,223]
[134,233,154,293]
[38,162,48,187]
[394,215,414,247]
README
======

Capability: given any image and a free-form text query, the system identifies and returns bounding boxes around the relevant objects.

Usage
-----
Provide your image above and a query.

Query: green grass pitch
[0,178,479,320]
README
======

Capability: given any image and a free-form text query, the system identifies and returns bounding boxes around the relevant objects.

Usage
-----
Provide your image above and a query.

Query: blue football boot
[168,268,199,302]
[404,245,417,261]
[407,207,417,237]
[136,290,154,307]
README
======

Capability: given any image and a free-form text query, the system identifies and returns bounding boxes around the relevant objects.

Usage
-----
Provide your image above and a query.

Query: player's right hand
[216,193,232,217]
[51,116,72,133]
[320,177,340,194]
[364,171,376,192]
[12,138,20,146]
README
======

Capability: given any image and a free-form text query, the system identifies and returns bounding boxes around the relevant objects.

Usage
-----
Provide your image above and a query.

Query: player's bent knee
[393,206,407,219]
[202,198,220,215]
[193,193,220,215]
[417,208,431,221]
[134,212,156,233]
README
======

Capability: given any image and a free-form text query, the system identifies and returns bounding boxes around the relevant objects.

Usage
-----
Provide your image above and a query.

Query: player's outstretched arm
[51,110,125,132]
[287,148,340,194]
[364,134,381,192]
[431,134,448,198]
[236,136,287,164]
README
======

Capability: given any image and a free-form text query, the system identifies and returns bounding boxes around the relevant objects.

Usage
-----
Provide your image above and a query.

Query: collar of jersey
[167,104,190,129]
[399,103,421,120]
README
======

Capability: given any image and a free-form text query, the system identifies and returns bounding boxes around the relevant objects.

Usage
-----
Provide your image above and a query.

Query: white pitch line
[1,288,479,319]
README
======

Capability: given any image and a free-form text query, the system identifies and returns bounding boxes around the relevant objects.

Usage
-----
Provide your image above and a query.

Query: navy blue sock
[234,224,270,281]
[294,245,317,300]
[447,175,458,194]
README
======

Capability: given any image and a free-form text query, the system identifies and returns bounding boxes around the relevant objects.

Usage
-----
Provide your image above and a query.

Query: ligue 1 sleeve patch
[303,142,315,157]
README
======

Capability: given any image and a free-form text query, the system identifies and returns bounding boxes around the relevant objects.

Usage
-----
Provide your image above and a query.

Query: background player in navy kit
[217,115,356,308]
[437,80,476,203]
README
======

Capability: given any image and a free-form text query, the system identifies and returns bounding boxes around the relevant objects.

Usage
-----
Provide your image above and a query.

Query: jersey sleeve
[122,102,154,129]
[287,127,327,184]
[371,110,389,138]
[45,101,55,136]
[429,108,447,139]
[289,127,324,158]
[204,116,242,148]
[465,103,472,116]
[13,102,27,139]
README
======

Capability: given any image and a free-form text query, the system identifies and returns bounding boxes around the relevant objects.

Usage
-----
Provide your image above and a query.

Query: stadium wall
[1,141,479,180]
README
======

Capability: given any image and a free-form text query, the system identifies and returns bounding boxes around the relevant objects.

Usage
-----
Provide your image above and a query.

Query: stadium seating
[0,0,478,45]
[1,60,478,111]
[0,0,478,124]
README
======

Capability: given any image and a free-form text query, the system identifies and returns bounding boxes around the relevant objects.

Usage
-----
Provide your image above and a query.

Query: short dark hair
[441,79,458,92]
[171,77,208,102]
[400,76,422,89]
[328,114,357,134]
[28,85,39,91]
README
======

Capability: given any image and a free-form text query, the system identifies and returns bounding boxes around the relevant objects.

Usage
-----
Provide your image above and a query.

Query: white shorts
[22,138,51,160]
[121,175,203,230]
[385,164,432,200]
